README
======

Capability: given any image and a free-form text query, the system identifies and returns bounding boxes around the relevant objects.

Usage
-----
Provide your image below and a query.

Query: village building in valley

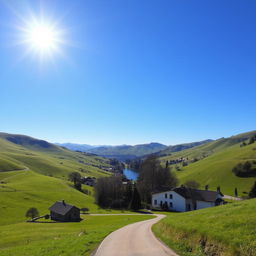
[49,200,81,222]
[152,187,224,212]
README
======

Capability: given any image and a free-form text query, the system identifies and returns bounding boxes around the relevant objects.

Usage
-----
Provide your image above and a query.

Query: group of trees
[94,176,141,210]
[232,161,256,177]
[137,155,178,205]
[68,172,82,191]
[94,155,178,210]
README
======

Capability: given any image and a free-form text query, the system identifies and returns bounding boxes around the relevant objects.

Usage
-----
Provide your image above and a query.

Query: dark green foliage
[68,172,81,183]
[205,184,209,190]
[166,160,169,169]
[248,136,256,145]
[249,182,256,198]
[126,159,142,171]
[74,181,82,191]
[129,185,141,211]
[232,161,256,177]
[25,207,39,219]
[94,176,125,208]
[235,187,238,197]
[184,180,200,189]
[137,155,178,204]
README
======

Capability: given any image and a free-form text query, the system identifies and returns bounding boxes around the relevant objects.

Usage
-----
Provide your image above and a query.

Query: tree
[94,176,125,208]
[184,180,200,189]
[129,185,141,211]
[25,207,39,220]
[165,161,169,169]
[249,181,256,198]
[234,187,238,197]
[68,172,81,183]
[137,155,178,204]
[217,186,221,193]
[205,184,209,190]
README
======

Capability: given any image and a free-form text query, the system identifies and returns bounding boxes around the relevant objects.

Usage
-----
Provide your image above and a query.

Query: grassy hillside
[156,139,213,156]
[0,133,111,178]
[153,198,256,256]
[0,133,155,256]
[0,132,118,226]
[0,215,153,256]
[160,131,256,196]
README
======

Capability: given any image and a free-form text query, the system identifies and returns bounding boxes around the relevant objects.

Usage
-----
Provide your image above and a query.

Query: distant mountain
[55,143,97,152]
[156,139,213,156]
[86,143,168,161]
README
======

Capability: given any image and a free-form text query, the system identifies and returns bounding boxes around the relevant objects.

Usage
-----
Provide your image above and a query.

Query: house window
[169,194,173,199]
[154,199,157,205]
[169,202,173,208]
[165,193,167,198]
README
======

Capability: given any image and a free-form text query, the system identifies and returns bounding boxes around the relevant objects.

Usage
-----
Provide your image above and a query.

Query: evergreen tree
[129,185,141,211]
[205,184,209,190]
[165,160,169,169]
[249,181,256,198]
[235,187,238,197]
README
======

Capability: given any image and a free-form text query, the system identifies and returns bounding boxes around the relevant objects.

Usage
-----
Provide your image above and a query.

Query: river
[123,168,139,181]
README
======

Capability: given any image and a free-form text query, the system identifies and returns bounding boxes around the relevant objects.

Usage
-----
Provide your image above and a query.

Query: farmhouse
[49,200,81,222]
[152,187,223,212]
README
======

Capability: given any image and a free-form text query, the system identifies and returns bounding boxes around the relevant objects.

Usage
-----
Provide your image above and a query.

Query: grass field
[0,215,154,256]
[160,131,256,196]
[153,198,256,256]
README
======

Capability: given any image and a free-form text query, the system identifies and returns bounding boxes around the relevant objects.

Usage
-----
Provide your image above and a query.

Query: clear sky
[0,0,255,145]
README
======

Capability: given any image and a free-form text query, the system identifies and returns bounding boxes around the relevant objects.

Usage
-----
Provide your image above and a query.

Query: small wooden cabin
[49,200,80,222]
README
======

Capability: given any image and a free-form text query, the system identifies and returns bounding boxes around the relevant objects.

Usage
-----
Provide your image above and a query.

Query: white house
[152,187,223,212]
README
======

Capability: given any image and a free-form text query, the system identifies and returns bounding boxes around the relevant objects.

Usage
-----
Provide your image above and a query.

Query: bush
[232,161,256,177]
[25,207,39,220]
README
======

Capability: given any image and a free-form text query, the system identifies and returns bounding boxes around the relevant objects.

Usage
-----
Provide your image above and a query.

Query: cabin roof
[49,201,78,215]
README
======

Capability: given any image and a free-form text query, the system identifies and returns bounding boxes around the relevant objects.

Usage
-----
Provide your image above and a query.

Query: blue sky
[0,0,255,145]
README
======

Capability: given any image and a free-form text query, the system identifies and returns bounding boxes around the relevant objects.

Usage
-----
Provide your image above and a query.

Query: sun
[23,20,61,58]
[16,14,67,62]
[26,23,58,52]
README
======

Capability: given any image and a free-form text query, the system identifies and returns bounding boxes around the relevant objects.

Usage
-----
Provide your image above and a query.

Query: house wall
[197,200,215,209]
[152,191,186,212]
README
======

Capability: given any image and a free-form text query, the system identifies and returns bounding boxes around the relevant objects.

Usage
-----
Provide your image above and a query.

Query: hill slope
[160,130,256,195]
[153,198,256,256]
[0,132,111,178]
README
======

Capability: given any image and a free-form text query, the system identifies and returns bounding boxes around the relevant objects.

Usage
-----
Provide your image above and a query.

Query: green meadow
[0,215,153,256]
[153,198,256,256]
[160,131,256,196]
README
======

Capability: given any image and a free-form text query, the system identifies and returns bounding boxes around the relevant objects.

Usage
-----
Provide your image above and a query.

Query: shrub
[25,207,39,220]
[232,161,256,177]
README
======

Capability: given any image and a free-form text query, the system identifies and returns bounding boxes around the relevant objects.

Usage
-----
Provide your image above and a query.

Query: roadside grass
[152,198,256,256]
[0,215,154,256]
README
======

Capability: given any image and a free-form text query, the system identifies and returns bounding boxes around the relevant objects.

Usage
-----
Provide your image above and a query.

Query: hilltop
[75,142,167,161]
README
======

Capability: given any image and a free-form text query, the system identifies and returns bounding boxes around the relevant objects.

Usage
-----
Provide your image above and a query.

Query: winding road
[93,214,178,256]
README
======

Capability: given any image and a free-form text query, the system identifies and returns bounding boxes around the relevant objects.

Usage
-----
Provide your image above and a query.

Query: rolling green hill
[153,198,256,256]
[0,132,115,226]
[160,130,256,196]
[86,142,168,160]
[0,132,111,178]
